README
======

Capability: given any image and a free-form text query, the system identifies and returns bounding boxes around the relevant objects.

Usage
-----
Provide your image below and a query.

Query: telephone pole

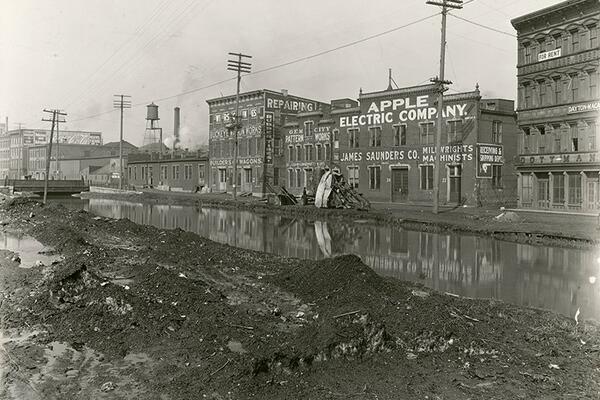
[113,95,131,189]
[427,0,462,214]
[227,52,252,200]
[41,109,66,204]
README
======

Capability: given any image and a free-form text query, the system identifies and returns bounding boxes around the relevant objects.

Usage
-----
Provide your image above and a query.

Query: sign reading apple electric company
[475,144,503,179]
[538,48,561,62]
[338,95,471,127]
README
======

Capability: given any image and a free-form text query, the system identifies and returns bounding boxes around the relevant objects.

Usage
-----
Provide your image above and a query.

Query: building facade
[511,0,600,213]
[0,129,103,179]
[330,84,518,207]
[127,151,209,192]
[207,89,327,195]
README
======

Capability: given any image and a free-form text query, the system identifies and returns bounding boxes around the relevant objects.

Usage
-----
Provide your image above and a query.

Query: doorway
[391,168,409,202]
[218,168,227,192]
[448,165,462,203]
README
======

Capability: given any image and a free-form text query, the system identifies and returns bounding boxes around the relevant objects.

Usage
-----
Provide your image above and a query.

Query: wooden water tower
[143,102,163,153]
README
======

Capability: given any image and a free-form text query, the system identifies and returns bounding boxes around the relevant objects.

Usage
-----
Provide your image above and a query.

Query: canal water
[57,198,600,321]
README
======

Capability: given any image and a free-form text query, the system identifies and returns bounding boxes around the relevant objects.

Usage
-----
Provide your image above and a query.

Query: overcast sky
[1,0,562,149]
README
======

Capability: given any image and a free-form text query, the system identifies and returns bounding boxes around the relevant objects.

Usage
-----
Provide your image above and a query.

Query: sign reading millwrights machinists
[475,144,503,178]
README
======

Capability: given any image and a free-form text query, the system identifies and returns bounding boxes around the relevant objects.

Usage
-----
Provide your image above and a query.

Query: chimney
[281,89,288,97]
[173,107,180,153]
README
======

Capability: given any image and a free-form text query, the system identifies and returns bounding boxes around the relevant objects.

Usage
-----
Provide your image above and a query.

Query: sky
[0,0,564,149]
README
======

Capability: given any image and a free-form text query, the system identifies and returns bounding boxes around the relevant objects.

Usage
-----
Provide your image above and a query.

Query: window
[524,83,531,108]
[522,174,533,203]
[447,120,463,143]
[160,165,168,180]
[589,122,597,150]
[553,174,565,203]
[553,126,562,152]
[241,109,248,119]
[590,24,598,49]
[288,146,294,161]
[420,165,433,190]
[523,127,531,154]
[316,144,322,161]
[571,29,580,52]
[492,165,502,188]
[538,80,546,105]
[183,164,192,180]
[304,121,314,137]
[295,169,303,188]
[420,122,434,144]
[492,121,503,144]
[368,126,382,147]
[274,137,281,156]
[347,166,359,189]
[288,169,293,187]
[553,77,562,104]
[589,71,597,99]
[305,144,314,161]
[333,129,339,149]
[524,43,531,63]
[348,128,359,148]
[368,166,381,190]
[568,173,582,205]
[295,145,303,162]
[172,165,180,180]
[273,167,279,186]
[324,143,330,162]
[128,167,132,180]
[570,124,578,151]
[393,124,407,146]
[215,114,221,123]
[198,164,205,180]
[538,126,546,153]
[571,74,579,101]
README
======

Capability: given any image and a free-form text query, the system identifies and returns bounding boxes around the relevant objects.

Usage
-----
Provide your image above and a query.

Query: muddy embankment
[0,198,599,399]
[80,191,599,250]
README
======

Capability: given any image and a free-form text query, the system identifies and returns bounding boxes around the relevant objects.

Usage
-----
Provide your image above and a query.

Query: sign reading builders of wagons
[476,144,503,178]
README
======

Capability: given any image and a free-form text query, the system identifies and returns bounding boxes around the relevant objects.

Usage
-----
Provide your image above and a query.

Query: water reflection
[62,198,600,320]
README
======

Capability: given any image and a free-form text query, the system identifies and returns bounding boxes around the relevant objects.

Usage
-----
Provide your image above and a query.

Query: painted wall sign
[239,157,263,166]
[264,112,274,165]
[519,151,597,165]
[265,94,316,113]
[339,94,472,127]
[210,124,262,139]
[567,102,600,114]
[210,159,233,167]
[285,135,304,143]
[538,48,561,62]
[475,144,503,178]
[340,144,474,164]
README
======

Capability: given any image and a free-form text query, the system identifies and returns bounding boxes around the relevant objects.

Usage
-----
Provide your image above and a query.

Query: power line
[448,13,516,38]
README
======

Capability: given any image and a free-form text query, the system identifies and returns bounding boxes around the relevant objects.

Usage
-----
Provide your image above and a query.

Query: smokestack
[173,107,180,152]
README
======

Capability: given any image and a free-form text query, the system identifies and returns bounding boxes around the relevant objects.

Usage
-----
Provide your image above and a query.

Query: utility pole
[427,0,462,214]
[113,95,131,190]
[42,109,66,204]
[227,52,252,200]
[56,114,61,179]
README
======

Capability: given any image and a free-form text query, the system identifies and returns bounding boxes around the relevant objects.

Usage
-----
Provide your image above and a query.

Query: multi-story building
[127,150,209,192]
[0,128,102,179]
[207,89,327,195]
[511,0,599,212]
[26,140,136,181]
[330,83,518,207]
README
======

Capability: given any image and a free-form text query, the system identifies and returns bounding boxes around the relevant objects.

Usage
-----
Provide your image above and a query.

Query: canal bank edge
[79,191,599,250]
[0,197,599,399]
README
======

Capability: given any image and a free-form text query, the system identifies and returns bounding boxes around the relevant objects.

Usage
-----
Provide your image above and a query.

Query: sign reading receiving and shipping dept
[538,48,561,62]
[475,144,503,178]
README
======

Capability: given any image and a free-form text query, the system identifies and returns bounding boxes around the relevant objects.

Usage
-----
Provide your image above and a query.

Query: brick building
[207,89,327,195]
[330,83,518,207]
[511,0,599,212]
[127,150,209,192]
